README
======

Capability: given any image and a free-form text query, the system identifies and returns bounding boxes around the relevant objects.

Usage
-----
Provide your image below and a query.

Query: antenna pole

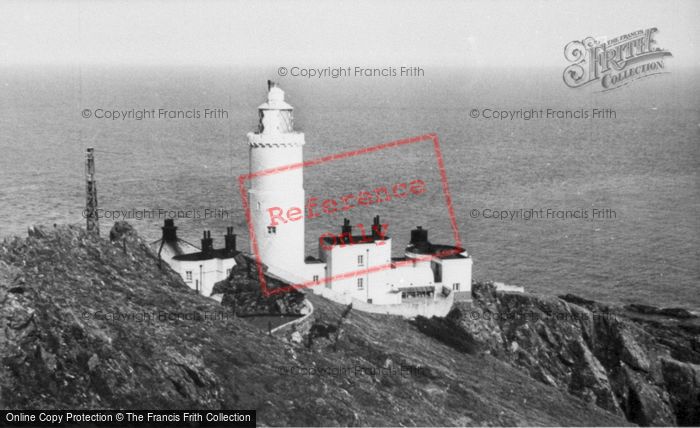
[85,147,99,236]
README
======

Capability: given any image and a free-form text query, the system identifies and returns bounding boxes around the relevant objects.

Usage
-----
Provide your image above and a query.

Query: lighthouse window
[452,283,460,291]
[185,271,192,282]
[357,255,364,266]
[357,278,364,290]
[313,275,319,283]
[267,226,277,234]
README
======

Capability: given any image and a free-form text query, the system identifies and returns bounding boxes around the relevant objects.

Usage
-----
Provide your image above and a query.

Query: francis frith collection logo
[563,28,672,91]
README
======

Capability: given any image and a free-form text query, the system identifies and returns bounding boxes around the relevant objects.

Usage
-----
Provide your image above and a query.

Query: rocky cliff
[439,283,700,426]
[211,254,307,317]
[0,223,631,426]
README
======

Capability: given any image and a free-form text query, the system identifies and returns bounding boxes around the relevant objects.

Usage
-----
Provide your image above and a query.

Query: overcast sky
[1,0,698,67]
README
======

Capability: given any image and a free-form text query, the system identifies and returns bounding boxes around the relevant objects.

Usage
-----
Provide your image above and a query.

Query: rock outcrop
[443,283,700,426]
[212,254,307,316]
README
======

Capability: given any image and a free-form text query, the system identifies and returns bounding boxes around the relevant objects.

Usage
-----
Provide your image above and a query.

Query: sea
[0,65,698,310]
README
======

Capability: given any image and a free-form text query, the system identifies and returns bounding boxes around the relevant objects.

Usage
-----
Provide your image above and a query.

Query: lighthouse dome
[259,83,293,110]
[268,86,285,103]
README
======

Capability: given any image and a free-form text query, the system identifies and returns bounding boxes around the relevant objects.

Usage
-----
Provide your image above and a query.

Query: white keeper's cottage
[150,219,238,297]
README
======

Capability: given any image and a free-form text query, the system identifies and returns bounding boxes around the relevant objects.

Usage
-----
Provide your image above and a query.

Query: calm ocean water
[1,65,698,309]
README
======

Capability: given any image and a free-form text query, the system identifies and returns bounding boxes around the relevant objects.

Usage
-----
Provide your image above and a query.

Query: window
[357,255,364,266]
[452,283,460,291]
[357,278,364,290]
[185,271,192,282]
[267,226,276,234]
[313,275,319,283]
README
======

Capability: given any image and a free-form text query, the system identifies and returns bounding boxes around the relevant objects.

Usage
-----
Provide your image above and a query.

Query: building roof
[172,248,239,261]
[150,239,200,256]
[321,235,390,246]
[405,242,467,259]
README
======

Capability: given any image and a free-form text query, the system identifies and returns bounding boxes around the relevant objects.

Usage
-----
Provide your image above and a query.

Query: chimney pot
[162,219,177,242]
[201,230,214,256]
[371,215,382,239]
[341,218,353,243]
[225,226,237,253]
[410,226,429,246]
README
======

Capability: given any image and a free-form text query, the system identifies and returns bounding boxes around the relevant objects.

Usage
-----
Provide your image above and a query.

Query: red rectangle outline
[238,133,461,297]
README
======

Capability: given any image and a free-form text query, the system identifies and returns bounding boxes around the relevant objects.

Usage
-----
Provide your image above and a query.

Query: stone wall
[270,299,315,342]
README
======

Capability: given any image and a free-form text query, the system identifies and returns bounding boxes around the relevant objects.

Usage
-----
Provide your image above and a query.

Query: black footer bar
[1,410,256,427]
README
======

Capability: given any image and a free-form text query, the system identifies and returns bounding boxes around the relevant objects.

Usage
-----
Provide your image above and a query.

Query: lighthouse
[242,82,479,313]
[247,81,307,280]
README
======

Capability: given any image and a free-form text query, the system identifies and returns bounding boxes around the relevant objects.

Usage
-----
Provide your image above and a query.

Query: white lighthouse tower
[247,81,307,281]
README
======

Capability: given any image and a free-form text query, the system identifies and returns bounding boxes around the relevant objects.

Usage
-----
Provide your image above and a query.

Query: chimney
[341,218,352,244]
[162,219,177,242]
[410,226,429,246]
[201,230,214,256]
[224,226,237,254]
[371,215,382,239]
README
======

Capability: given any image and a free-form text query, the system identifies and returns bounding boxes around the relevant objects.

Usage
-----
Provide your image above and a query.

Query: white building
[246,82,472,312]
[150,220,237,297]
[318,218,472,305]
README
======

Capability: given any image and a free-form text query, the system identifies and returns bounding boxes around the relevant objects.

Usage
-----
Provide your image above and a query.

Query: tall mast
[85,147,99,236]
